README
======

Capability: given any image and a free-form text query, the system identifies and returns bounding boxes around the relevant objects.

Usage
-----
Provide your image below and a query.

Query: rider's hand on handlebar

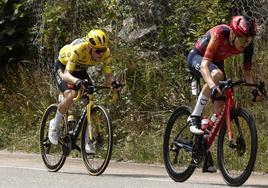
[211,85,222,100]
[111,80,122,91]
[75,79,88,90]
[110,80,122,103]
[251,81,266,102]
[251,88,265,102]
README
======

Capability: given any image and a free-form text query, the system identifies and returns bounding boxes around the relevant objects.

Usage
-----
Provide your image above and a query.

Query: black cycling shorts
[54,60,90,92]
[186,48,226,80]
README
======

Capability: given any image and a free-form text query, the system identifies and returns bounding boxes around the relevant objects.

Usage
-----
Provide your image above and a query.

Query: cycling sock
[191,93,209,117]
[53,110,64,127]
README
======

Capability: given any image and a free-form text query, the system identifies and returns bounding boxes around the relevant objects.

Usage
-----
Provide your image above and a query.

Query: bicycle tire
[163,106,196,182]
[39,104,66,172]
[217,108,257,186]
[81,105,113,176]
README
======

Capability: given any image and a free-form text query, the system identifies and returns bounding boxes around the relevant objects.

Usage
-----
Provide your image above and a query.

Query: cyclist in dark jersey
[187,15,264,173]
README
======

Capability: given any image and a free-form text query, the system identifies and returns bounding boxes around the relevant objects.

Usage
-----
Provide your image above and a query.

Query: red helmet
[230,16,257,36]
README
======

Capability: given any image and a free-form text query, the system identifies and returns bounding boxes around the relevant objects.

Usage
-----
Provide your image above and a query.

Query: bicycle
[39,84,113,176]
[163,78,266,186]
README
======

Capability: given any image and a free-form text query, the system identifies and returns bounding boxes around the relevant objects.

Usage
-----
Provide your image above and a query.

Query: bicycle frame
[74,87,107,142]
[73,90,94,141]
[201,78,263,149]
[57,92,86,143]
[205,87,235,148]
[86,95,94,140]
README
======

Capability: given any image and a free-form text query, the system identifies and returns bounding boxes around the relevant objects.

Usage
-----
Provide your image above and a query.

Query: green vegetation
[0,0,267,172]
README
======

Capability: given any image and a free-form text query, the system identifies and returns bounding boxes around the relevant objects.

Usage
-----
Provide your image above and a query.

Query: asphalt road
[0,150,267,188]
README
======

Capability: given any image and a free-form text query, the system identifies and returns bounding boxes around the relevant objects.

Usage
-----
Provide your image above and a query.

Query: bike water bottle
[67,115,77,134]
[191,80,198,96]
[201,113,218,133]
[210,113,218,124]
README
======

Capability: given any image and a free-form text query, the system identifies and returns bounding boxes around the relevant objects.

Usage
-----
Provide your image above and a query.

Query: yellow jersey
[58,38,112,73]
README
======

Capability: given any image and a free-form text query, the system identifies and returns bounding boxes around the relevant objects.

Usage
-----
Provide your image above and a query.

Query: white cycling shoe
[188,116,204,135]
[48,119,60,145]
[85,142,95,154]
[190,126,204,135]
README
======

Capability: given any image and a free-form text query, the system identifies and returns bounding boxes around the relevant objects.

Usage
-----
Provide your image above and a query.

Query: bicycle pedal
[192,154,203,165]
[192,140,204,165]
[73,144,81,153]
[190,160,199,167]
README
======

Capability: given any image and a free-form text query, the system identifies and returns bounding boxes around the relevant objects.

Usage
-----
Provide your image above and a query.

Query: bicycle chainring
[191,136,204,165]
[62,135,72,156]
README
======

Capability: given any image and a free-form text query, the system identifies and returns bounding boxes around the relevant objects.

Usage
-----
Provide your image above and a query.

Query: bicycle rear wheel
[39,104,66,172]
[81,105,113,176]
[163,106,196,182]
[217,108,257,186]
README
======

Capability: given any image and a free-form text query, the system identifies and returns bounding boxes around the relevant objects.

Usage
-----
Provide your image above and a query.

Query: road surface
[0,150,267,188]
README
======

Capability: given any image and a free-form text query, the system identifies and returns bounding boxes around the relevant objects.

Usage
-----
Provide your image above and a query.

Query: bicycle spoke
[81,106,112,176]
[39,104,66,172]
[224,118,251,173]
[163,106,196,182]
[218,108,257,186]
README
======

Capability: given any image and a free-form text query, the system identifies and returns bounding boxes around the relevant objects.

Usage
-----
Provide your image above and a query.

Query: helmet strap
[229,31,236,48]
[232,35,237,48]
[89,47,93,54]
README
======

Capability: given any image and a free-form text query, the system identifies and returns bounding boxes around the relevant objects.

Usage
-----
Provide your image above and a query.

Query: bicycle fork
[86,96,94,141]
[86,95,102,142]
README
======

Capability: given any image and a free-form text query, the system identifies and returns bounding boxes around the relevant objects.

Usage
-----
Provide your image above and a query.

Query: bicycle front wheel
[163,106,196,182]
[39,104,66,172]
[217,108,257,186]
[81,105,113,176]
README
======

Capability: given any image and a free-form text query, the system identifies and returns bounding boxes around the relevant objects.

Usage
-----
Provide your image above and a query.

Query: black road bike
[40,84,113,176]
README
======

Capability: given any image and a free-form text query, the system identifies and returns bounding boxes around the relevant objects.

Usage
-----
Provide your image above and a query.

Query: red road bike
[163,79,265,186]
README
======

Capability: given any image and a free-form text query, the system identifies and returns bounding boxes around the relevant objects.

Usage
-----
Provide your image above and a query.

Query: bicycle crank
[62,135,72,156]
[191,136,204,165]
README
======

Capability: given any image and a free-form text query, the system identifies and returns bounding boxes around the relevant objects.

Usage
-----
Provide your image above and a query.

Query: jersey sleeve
[203,31,220,62]
[102,48,112,74]
[243,42,254,71]
[65,49,79,72]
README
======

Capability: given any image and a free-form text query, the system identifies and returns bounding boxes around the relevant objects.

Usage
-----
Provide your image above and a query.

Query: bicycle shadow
[207,183,267,188]
[58,170,168,179]
[241,185,268,188]
[102,173,167,179]
[173,179,268,188]
[58,171,267,187]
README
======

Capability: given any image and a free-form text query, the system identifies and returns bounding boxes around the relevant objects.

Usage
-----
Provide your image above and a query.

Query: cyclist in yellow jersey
[49,29,121,153]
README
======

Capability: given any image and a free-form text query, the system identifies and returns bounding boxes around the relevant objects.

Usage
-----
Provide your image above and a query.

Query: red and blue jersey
[195,24,253,70]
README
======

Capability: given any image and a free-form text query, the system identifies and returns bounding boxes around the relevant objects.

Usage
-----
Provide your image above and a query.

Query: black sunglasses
[94,48,107,54]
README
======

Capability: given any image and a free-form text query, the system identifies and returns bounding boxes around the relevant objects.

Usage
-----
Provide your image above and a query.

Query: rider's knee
[211,70,224,82]
[64,90,77,100]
